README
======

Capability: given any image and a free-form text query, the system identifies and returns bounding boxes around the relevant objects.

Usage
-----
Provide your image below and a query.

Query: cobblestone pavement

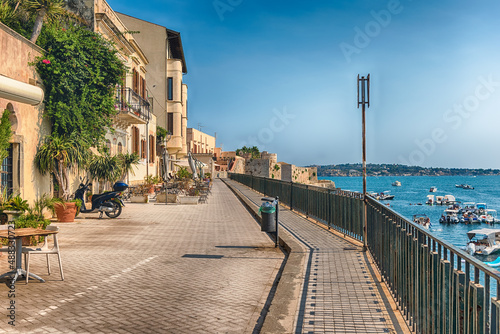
[0,179,284,333]
[225,179,405,334]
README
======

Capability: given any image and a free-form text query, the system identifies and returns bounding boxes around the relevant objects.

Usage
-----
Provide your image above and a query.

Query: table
[0,227,58,283]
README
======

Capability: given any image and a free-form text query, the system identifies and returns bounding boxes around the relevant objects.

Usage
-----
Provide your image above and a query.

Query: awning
[0,75,43,105]
[173,160,190,168]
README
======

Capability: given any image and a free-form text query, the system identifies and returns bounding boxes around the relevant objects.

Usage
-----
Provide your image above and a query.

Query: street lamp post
[357,74,370,252]
[162,132,172,205]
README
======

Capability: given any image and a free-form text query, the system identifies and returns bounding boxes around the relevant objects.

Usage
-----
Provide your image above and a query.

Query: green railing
[229,173,500,334]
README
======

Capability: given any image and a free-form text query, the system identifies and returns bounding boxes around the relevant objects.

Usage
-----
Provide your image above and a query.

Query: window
[167,113,173,135]
[132,126,140,154]
[1,147,13,197]
[167,77,173,100]
[133,69,139,93]
[141,139,146,159]
[117,142,123,154]
[140,77,146,99]
[149,135,155,163]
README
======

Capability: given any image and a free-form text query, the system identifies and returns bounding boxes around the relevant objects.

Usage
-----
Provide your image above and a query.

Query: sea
[319,175,500,263]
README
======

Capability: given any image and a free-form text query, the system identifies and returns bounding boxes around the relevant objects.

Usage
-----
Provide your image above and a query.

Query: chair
[22,225,64,283]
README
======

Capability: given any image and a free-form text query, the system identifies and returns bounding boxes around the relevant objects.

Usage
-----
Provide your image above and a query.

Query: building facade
[0,22,51,203]
[68,0,158,185]
[186,128,215,155]
[115,13,189,175]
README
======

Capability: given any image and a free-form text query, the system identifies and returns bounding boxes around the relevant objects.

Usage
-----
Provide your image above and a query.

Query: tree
[34,135,89,201]
[87,154,122,191]
[117,152,140,183]
[235,146,260,159]
[24,0,66,43]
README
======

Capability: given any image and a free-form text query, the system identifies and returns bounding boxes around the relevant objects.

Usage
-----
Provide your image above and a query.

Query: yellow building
[70,0,158,184]
[187,128,216,154]
[115,13,189,174]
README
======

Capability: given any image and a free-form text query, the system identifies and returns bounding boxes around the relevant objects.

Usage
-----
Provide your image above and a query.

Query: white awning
[0,75,43,105]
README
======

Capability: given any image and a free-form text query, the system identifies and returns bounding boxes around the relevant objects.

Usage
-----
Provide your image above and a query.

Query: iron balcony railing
[114,87,150,122]
[229,173,500,334]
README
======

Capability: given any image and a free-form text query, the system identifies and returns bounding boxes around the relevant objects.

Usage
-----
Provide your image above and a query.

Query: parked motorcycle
[74,178,128,218]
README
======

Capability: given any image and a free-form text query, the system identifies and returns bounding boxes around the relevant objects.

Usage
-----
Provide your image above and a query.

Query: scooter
[74,178,128,218]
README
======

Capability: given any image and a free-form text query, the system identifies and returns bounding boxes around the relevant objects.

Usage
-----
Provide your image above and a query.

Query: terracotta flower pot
[54,202,78,222]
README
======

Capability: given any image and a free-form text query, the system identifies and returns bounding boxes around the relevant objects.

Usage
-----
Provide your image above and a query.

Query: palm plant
[87,153,122,190]
[24,0,66,43]
[117,152,140,183]
[34,135,89,201]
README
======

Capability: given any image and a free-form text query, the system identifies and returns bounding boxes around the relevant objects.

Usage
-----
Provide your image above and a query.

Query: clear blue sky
[108,0,500,169]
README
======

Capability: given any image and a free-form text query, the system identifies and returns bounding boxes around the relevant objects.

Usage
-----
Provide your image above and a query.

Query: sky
[107,0,500,169]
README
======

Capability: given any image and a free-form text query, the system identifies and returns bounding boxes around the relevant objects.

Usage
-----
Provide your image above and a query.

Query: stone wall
[0,22,51,204]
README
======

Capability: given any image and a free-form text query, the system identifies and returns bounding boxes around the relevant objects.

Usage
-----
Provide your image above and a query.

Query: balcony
[113,87,150,128]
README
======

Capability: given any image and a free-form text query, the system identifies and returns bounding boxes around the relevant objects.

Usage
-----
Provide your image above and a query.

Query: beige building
[68,0,159,185]
[116,13,189,175]
[187,128,215,154]
[0,22,51,203]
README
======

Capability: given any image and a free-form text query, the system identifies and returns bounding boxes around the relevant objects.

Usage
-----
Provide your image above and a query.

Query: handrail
[229,172,500,333]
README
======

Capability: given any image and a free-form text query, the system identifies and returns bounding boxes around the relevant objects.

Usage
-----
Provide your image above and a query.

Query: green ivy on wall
[33,24,126,148]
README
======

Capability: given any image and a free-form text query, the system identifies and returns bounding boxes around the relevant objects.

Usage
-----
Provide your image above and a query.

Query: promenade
[224,179,409,334]
[0,179,284,333]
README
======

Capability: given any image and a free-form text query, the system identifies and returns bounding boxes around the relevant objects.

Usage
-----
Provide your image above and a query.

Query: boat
[459,211,480,224]
[455,184,474,189]
[435,195,456,206]
[459,202,476,214]
[466,229,500,255]
[392,181,401,187]
[368,192,380,200]
[479,209,498,224]
[426,195,434,205]
[413,214,431,229]
[430,187,437,192]
[378,191,394,200]
[476,203,487,215]
[439,209,460,224]
[484,257,500,267]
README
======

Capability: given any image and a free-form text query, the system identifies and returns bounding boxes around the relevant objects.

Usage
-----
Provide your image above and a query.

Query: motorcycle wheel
[105,201,122,218]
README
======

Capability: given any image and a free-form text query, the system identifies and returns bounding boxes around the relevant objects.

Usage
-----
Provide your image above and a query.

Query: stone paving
[0,179,284,333]
[225,179,408,334]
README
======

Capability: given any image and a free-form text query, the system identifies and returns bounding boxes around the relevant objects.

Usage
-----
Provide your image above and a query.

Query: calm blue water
[320,175,500,263]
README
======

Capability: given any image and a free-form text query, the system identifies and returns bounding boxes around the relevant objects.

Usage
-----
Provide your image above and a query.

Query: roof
[467,228,500,236]
[167,29,187,74]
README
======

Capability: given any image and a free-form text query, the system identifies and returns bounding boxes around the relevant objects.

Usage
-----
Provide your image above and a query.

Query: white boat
[413,214,431,229]
[392,181,401,187]
[439,209,460,224]
[430,187,437,192]
[479,209,498,224]
[426,195,434,205]
[435,195,456,206]
[466,229,500,255]
[379,191,394,200]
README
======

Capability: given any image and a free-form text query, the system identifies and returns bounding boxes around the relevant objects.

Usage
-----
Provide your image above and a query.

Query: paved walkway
[0,179,284,333]
[224,179,408,334]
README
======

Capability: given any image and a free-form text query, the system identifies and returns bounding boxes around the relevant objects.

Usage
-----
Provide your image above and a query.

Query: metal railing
[114,87,150,122]
[229,173,500,333]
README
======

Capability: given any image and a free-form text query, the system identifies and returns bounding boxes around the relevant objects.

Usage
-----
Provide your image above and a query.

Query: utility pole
[357,74,370,252]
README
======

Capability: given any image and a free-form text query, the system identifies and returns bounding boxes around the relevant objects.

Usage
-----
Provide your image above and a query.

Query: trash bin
[260,202,276,232]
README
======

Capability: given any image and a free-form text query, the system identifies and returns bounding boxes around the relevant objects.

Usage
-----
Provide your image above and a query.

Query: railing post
[290,181,293,211]
[305,185,309,218]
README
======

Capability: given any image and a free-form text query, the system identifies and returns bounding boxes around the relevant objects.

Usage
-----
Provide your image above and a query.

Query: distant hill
[311,163,500,177]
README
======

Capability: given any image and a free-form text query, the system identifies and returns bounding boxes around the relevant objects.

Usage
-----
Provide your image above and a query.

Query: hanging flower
[42,59,51,64]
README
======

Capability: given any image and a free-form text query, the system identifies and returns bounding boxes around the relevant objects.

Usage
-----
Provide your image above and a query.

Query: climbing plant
[33,24,126,148]
[0,109,12,161]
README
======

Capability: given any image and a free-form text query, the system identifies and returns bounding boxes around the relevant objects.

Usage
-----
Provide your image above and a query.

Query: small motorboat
[456,184,474,190]
[379,191,394,200]
[460,212,480,224]
[392,181,401,187]
[426,195,434,205]
[466,229,500,255]
[440,209,460,224]
[480,209,498,224]
[413,214,431,229]
[430,187,437,192]
[435,195,456,206]
[484,257,500,267]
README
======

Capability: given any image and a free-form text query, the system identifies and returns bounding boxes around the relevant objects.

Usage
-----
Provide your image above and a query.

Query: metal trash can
[260,202,276,232]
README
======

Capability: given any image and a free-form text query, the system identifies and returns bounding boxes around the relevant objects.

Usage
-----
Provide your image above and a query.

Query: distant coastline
[312,163,500,177]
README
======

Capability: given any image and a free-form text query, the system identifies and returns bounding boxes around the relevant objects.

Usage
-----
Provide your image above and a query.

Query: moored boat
[439,209,460,224]
[392,181,401,187]
[379,191,394,200]
[430,187,437,192]
[466,229,500,255]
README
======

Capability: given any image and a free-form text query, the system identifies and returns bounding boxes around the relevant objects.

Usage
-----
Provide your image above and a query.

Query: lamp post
[357,74,370,252]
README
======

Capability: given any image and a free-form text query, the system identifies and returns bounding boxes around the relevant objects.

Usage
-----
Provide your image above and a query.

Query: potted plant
[34,135,89,222]
[144,174,162,194]
[130,184,149,203]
